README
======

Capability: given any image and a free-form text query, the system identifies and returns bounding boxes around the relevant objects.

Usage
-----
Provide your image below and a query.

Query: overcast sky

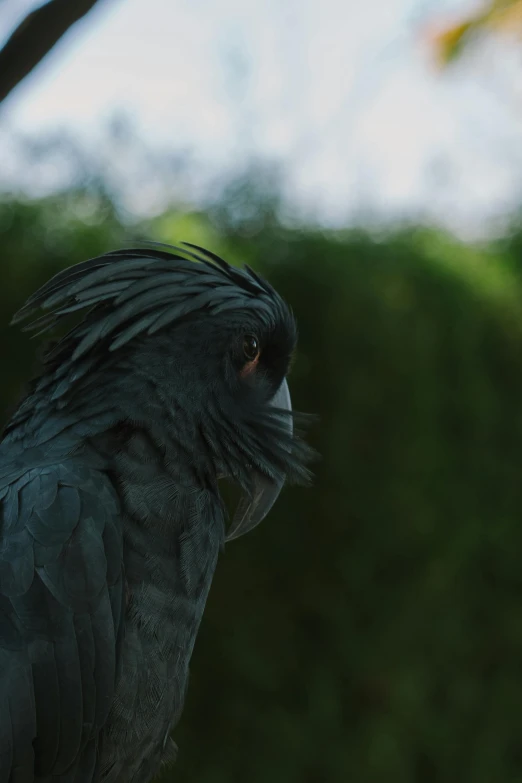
[1,0,522,237]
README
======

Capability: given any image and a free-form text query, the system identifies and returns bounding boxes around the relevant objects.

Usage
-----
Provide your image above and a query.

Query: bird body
[0,245,310,782]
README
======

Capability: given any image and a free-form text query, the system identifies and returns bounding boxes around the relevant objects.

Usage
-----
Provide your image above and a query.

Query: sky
[1,0,522,237]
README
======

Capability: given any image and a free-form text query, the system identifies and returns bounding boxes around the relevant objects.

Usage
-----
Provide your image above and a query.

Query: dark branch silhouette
[0,0,107,105]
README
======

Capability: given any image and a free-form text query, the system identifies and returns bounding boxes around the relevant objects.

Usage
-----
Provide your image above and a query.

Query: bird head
[10,243,314,541]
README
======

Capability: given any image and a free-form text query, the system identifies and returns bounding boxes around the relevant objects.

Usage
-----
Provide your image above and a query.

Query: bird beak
[225,378,292,542]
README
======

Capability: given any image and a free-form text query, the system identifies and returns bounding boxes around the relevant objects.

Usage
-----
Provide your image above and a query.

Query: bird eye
[243,334,260,362]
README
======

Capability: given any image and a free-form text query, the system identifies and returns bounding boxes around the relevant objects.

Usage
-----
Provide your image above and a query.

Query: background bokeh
[2,1,522,782]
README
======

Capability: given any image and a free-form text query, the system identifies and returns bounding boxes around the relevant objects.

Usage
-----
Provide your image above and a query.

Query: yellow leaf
[430,20,475,67]
[428,0,522,66]
[486,0,522,35]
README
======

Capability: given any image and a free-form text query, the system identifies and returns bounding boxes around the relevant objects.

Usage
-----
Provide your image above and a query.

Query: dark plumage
[0,242,312,783]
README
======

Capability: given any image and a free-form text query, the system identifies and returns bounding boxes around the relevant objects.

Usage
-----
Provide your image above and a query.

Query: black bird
[0,243,312,783]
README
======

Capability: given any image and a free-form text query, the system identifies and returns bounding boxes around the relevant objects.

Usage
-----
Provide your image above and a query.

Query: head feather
[12,243,280,365]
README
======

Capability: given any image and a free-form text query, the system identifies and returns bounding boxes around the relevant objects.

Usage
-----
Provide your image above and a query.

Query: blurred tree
[429,0,522,66]
[5,189,522,782]
[0,0,111,104]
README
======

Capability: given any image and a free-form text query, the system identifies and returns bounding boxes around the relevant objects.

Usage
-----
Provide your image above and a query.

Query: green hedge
[2,196,522,783]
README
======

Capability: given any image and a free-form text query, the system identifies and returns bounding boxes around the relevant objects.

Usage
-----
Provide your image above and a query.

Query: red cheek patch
[240,355,260,377]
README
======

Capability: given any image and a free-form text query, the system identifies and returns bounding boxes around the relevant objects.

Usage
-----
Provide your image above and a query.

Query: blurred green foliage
[2,192,522,783]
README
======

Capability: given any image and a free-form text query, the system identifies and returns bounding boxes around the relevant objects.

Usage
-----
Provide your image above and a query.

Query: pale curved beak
[225,379,292,542]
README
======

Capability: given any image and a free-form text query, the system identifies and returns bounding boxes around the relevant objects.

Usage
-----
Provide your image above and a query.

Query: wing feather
[0,461,124,782]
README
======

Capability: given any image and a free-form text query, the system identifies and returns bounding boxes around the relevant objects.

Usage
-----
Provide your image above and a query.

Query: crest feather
[11,243,277,366]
